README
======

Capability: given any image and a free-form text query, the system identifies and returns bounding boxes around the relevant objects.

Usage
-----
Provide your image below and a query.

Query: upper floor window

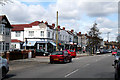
[16,31,21,37]
[48,32,50,37]
[0,26,2,34]
[41,31,44,37]
[29,31,34,36]
[69,38,72,42]
[6,28,10,36]
[0,24,5,34]
[60,35,61,40]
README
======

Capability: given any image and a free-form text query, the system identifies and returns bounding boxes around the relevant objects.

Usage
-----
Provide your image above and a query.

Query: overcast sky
[0,0,119,41]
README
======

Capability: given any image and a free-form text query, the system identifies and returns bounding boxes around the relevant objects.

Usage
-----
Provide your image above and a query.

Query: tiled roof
[11,21,41,31]
[11,21,55,31]
[11,39,22,43]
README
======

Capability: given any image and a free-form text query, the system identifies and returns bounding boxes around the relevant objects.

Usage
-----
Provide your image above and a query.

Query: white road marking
[65,69,79,77]
[84,64,90,67]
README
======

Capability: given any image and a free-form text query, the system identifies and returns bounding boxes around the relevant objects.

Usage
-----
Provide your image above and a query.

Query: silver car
[0,56,9,78]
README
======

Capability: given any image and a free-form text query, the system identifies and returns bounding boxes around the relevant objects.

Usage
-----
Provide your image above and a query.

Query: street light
[56,11,58,51]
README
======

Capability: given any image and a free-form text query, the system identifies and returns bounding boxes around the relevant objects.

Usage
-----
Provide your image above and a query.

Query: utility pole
[56,11,58,51]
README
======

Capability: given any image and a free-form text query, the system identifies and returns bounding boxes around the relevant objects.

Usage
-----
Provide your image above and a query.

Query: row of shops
[21,38,77,53]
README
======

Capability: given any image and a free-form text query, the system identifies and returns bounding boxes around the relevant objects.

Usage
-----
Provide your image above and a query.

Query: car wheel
[50,61,53,64]
[69,58,72,62]
[2,67,6,78]
[63,58,66,63]
[73,56,76,58]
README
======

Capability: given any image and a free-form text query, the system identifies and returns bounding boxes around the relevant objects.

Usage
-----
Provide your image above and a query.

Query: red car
[50,51,72,63]
[67,50,76,58]
[112,50,117,55]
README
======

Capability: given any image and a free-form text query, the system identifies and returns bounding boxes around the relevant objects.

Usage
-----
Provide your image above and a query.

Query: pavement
[8,52,89,71]
[9,52,89,62]
[4,53,114,79]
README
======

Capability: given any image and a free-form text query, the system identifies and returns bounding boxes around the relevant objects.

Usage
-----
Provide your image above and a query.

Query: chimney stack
[52,23,55,27]
[57,25,60,29]
[45,21,48,25]
[79,32,81,35]
[71,29,74,33]
[63,27,65,30]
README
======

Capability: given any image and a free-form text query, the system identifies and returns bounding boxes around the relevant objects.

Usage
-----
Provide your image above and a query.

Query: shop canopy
[49,41,56,46]
[23,41,36,46]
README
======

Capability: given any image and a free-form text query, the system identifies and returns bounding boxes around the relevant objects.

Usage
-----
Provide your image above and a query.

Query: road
[4,53,115,79]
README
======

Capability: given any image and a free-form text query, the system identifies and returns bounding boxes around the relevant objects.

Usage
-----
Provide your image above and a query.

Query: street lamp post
[56,11,58,51]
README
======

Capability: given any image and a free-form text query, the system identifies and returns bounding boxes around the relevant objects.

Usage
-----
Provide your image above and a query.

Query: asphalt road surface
[4,53,115,79]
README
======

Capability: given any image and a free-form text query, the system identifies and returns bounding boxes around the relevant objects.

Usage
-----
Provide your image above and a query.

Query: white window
[6,43,9,50]
[29,31,34,36]
[41,31,44,37]
[48,32,50,37]
[0,25,2,34]
[16,31,21,37]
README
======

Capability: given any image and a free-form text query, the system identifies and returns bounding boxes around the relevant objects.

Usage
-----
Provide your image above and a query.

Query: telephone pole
[56,11,58,51]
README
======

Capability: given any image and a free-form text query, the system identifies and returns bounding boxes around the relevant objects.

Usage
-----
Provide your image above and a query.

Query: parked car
[112,50,117,55]
[106,49,112,53]
[50,51,72,63]
[96,50,101,54]
[0,56,9,78]
[36,49,50,56]
[100,49,106,54]
[67,50,76,58]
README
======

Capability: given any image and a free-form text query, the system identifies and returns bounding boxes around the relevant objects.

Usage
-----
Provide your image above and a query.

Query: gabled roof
[11,39,23,43]
[11,21,41,31]
[0,15,12,28]
[11,21,55,31]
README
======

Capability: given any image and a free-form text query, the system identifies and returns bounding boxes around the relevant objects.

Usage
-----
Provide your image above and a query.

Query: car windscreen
[70,50,74,52]
[116,52,120,56]
[113,50,117,52]
[40,49,45,52]
[51,51,63,55]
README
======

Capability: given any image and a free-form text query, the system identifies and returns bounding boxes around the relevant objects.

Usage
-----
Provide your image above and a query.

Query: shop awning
[23,41,36,46]
[49,41,56,46]
[36,41,48,43]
